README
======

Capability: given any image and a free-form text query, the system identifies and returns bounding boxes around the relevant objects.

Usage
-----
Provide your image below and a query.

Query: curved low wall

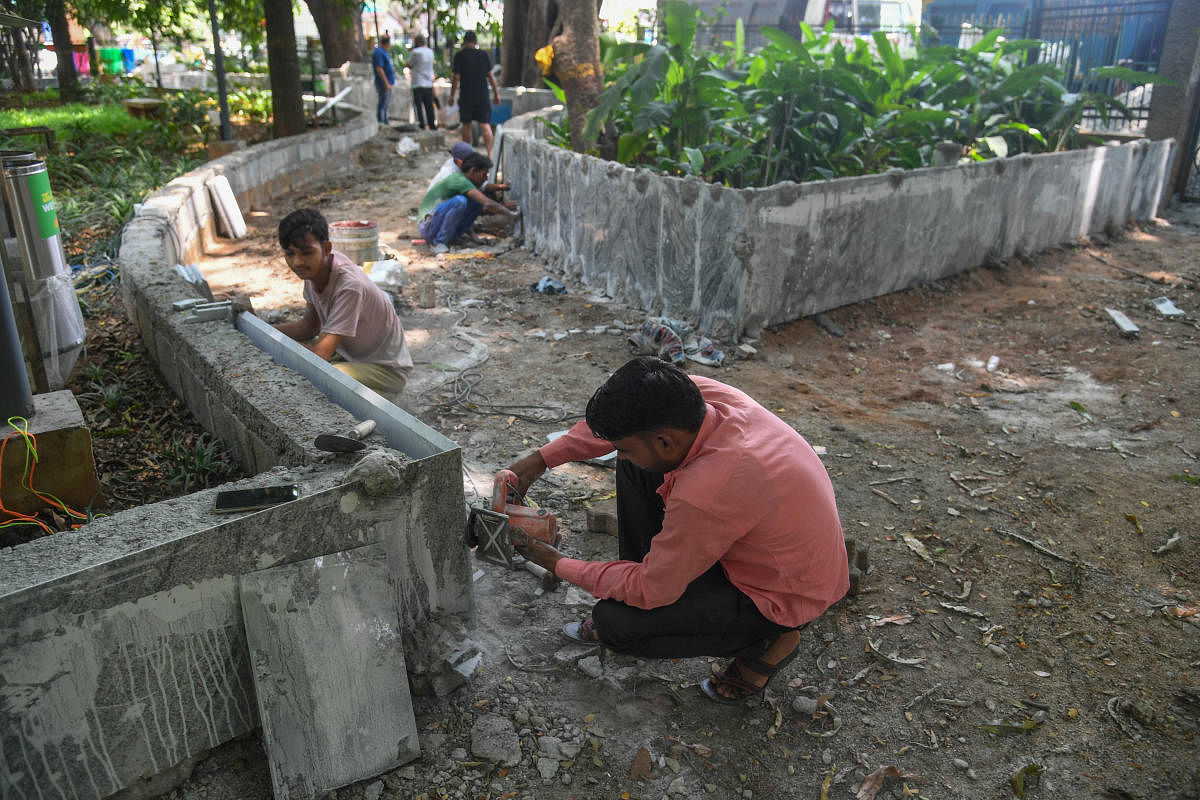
[1,112,473,798]
[501,114,1174,340]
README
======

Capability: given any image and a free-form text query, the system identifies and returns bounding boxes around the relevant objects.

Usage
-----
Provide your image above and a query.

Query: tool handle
[351,420,376,440]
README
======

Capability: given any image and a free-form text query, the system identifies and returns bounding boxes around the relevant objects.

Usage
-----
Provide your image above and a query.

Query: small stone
[987,644,1007,657]
[470,714,521,766]
[966,768,979,781]
[451,748,467,760]
[561,773,572,785]
[537,757,558,780]
[668,776,689,795]
[363,780,384,800]
[952,758,969,770]
[537,736,563,759]
[578,656,603,678]
[793,696,820,715]
[822,749,833,765]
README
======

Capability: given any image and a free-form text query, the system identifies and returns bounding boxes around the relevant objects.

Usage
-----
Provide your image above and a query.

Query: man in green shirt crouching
[418,152,516,254]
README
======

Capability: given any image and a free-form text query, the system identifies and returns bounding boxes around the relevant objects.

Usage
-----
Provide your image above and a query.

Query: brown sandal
[700,645,799,704]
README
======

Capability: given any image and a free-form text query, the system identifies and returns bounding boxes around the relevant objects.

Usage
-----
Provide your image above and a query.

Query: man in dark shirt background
[450,31,501,156]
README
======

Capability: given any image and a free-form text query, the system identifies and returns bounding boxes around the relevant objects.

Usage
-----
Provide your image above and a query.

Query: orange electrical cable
[0,416,89,533]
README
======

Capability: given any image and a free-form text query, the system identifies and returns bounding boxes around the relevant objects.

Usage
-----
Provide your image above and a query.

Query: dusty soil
[171,129,1199,800]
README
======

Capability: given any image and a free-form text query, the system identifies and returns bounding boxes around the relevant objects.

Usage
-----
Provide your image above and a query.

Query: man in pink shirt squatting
[272,209,413,401]
[507,357,849,703]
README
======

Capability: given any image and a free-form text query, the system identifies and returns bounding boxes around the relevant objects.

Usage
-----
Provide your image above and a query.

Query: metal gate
[928,0,1173,131]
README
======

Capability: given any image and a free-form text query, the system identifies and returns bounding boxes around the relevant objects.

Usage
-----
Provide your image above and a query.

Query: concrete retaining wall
[0,463,467,799]
[0,85,473,799]
[502,113,1174,340]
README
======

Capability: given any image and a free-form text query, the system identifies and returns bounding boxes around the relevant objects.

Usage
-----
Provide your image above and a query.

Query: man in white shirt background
[407,34,436,130]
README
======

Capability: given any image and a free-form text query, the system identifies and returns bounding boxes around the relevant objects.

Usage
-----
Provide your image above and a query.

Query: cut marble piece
[240,546,419,800]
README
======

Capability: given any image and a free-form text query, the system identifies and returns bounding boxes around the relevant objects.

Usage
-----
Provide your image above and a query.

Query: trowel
[314,420,376,453]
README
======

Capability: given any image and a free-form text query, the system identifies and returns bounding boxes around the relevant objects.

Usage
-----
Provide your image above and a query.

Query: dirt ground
[173,128,1199,800]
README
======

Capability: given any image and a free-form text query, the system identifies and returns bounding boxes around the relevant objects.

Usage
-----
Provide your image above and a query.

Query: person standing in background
[407,34,436,130]
[450,31,500,156]
[372,34,396,125]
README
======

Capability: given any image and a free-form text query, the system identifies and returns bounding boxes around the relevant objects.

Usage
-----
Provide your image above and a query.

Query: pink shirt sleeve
[555,495,747,609]
[539,420,615,467]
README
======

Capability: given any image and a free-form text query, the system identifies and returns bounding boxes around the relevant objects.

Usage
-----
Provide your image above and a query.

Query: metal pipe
[0,251,33,419]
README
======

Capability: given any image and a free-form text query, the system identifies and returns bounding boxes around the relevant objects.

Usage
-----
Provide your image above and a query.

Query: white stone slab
[240,546,419,800]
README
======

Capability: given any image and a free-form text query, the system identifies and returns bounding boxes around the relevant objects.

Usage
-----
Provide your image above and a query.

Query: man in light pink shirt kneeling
[507,356,849,704]
[271,208,413,402]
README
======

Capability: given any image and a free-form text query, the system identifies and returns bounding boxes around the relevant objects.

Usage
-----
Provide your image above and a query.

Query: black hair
[463,31,478,44]
[460,152,492,173]
[414,34,426,47]
[585,357,706,441]
[379,34,391,46]
[279,208,328,249]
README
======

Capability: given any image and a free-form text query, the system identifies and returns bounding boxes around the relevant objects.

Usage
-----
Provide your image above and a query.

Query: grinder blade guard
[467,470,559,568]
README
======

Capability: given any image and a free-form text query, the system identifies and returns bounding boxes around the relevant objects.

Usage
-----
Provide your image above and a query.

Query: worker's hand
[510,527,563,575]
[220,292,255,315]
[502,199,517,210]
[506,450,547,497]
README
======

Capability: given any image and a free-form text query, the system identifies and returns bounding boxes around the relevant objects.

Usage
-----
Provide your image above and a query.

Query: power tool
[466,470,560,578]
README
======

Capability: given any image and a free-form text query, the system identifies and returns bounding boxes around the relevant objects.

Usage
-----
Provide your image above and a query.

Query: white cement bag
[366,258,408,291]
[396,137,420,157]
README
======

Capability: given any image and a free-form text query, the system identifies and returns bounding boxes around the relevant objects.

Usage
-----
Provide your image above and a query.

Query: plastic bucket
[329,220,379,266]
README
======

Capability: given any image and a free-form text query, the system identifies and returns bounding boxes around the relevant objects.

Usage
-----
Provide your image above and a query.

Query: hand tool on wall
[314,420,376,453]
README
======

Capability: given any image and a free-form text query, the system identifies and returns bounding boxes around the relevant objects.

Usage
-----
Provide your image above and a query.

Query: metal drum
[1,158,84,388]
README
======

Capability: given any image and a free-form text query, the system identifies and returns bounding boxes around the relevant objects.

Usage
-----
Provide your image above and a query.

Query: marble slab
[241,546,419,800]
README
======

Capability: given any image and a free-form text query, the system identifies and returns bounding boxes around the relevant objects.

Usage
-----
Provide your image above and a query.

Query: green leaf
[633,101,674,134]
[1090,65,1176,87]
[734,18,745,62]
[1068,401,1094,423]
[1010,763,1044,799]
[683,146,704,174]
[617,132,650,163]
[872,31,905,87]
[1169,474,1200,485]
[664,0,698,52]
[980,718,1042,736]
[630,47,670,106]
[968,28,1005,54]
[543,78,567,105]
[981,135,1008,158]
[760,26,810,62]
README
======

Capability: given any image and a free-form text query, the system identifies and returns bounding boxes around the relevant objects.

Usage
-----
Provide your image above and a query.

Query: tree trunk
[304,0,366,69]
[4,28,35,92]
[44,0,79,98]
[501,0,550,88]
[549,0,603,152]
[264,0,307,138]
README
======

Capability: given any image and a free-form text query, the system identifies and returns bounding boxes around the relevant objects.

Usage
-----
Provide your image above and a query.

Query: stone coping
[500,107,1174,340]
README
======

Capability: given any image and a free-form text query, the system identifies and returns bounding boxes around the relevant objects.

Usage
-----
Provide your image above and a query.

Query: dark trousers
[590,459,793,659]
[412,87,435,129]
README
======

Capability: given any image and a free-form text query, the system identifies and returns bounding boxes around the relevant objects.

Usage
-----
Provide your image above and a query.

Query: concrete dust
[172,129,1200,800]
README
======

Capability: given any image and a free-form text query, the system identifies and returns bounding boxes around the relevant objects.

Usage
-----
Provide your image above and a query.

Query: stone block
[0,390,102,515]
[585,497,618,537]
[241,546,419,800]
[0,463,461,799]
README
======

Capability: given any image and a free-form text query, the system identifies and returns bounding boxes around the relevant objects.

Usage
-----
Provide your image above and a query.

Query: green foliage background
[583,1,1172,188]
